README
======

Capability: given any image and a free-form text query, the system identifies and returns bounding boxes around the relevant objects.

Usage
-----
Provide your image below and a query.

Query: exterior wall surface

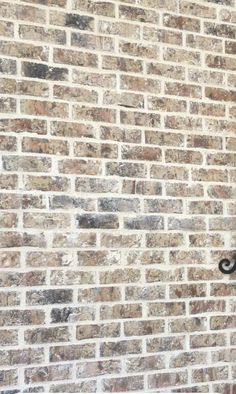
[0,0,236,392]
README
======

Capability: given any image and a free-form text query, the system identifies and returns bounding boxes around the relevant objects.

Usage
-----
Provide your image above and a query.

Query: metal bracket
[219,256,236,274]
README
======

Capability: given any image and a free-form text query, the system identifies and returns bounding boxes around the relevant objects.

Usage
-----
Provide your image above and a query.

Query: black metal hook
[219,256,236,274]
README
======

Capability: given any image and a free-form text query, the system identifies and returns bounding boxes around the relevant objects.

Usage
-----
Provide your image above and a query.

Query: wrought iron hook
[219,256,236,274]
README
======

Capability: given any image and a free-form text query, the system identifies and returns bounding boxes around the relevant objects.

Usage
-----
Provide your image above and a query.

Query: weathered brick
[163,48,200,65]
[147,336,185,353]
[22,63,67,83]
[50,344,95,362]
[163,13,200,32]
[25,327,70,344]
[76,323,120,340]
[77,360,121,378]
[100,303,142,320]
[122,180,162,195]
[50,11,94,31]
[76,213,119,229]
[19,25,66,45]
[102,375,144,392]
[25,364,72,384]
[120,40,159,59]
[120,75,161,94]
[192,366,228,383]
[165,149,203,164]
[51,306,95,323]
[0,310,45,326]
[54,48,98,67]
[146,233,184,248]
[124,320,164,336]
[190,333,226,349]
[102,55,143,73]
[26,289,73,305]
[148,371,187,389]
[106,161,146,178]
[100,268,141,284]
[119,5,159,24]
[24,175,70,192]
[148,301,185,316]
[71,32,114,52]
[73,0,115,17]
[124,215,164,230]
[100,339,142,357]
[0,40,48,61]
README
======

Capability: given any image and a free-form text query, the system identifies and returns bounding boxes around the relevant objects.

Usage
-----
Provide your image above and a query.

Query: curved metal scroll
[219,256,236,274]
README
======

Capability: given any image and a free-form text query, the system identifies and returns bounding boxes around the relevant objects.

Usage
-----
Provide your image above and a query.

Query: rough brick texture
[0,0,236,393]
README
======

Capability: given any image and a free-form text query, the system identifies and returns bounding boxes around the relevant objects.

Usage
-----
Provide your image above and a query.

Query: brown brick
[120,40,159,59]
[19,25,66,45]
[0,118,47,135]
[188,201,223,215]
[0,2,46,22]
[100,303,142,320]
[100,268,141,284]
[120,75,161,94]
[166,183,203,198]
[76,323,120,340]
[147,62,185,80]
[0,329,18,346]
[26,289,73,305]
[25,364,72,384]
[52,232,96,248]
[0,251,20,268]
[147,336,185,353]
[25,327,70,344]
[121,110,160,128]
[0,369,18,387]
[148,301,185,316]
[51,121,96,138]
[165,82,201,98]
[124,320,164,336]
[74,141,117,159]
[51,306,95,323]
[187,134,222,149]
[169,317,207,333]
[98,21,140,39]
[0,40,48,61]
[0,310,45,326]
[73,0,115,17]
[73,105,116,123]
[125,355,165,372]
[190,333,226,349]
[71,32,114,52]
[50,381,96,393]
[50,343,95,362]
[0,97,16,113]
[102,55,143,73]
[146,233,184,248]
[192,366,228,383]
[125,285,165,301]
[106,161,146,178]
[50,11,94,31]
[186,34,222,52]
[148,96,186,112]
[190,300,226,315]
[21,62,68,81]
[78,287,121,302]
[206,54,236,71]
[100,339,142,357]
[119,5,159,24]
[204,22,236,39]
[151,165,188,180]
[148,371,187,389]
[25,175,70,192]
[163,47,200,65]
[165,149,203,164]
[180,1,217,19]
[169,250,205,265]
[165,115,202,131]
[50,269,95,286]
[0,348,44,367]
[76,177,119,193]
[122,145,161,161]
[170,351,207,368]
[102,375,144,392]
[189,233,224,248]
[122,180,162,196]
[0,271,46,287]
[146,267,184,283]
[170,284,206,298]
[53,48,98,67]
[163,13,200,32]
[190,102,225,117]
[77,360,121,378]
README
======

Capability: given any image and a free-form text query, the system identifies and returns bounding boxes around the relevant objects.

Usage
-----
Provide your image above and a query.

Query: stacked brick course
[0,0,236,392]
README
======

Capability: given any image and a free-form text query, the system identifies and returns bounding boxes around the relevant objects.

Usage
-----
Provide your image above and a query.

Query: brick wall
[0,0,236,392]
